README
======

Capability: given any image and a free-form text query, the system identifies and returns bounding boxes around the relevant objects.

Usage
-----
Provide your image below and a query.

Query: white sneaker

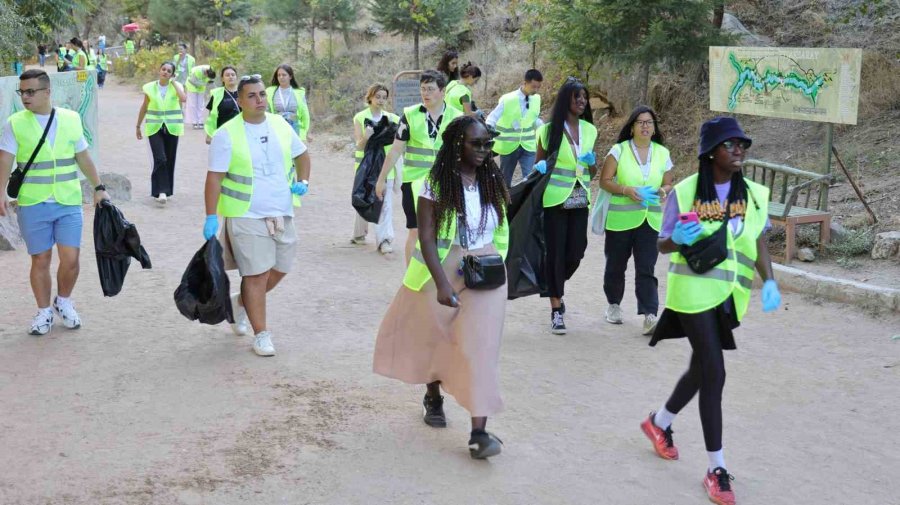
[643,314,659,336]
[230,293,250,336]
[253,331,276,357]
[379,241,394,254]
[53,296,81,329]
[350,236,366,245]
[605,303,623,324]
[157,193,167,204]
[29,310,54,336]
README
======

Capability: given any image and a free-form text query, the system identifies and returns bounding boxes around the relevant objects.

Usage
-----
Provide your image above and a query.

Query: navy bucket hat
[698,116,752,159]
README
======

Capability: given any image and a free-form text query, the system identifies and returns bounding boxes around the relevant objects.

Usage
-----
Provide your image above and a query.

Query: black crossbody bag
[7,108,56,199]
[458,215,506,290]
[679,206,730,275]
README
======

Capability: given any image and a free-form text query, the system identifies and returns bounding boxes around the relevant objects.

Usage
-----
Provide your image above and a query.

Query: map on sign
[709,46,861,125]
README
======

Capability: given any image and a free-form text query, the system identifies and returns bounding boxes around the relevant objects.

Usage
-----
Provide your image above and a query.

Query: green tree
[369,0,469,69]
[0,1,29,69]
[148,0,250,53]
[263,0,357,60]
[524,0,730,103]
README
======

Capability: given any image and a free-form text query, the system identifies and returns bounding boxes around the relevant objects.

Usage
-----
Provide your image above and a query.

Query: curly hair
[428,116,509,239]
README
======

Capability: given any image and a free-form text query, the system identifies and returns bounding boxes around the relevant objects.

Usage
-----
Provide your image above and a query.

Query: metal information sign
[709,46,862,125]
[392,71,422,114]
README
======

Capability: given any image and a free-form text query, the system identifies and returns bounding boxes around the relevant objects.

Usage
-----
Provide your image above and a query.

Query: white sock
[55,295,71,306]
[653,406,676,430]
[708,449,726,472]
[38,306,52,315]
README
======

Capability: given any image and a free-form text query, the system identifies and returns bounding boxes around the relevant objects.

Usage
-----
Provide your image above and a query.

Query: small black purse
[679,208,730,275]
[7,108,55,199]
[458,215,506,290]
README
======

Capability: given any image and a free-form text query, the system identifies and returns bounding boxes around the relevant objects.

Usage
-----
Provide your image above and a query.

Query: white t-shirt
[485,88,544,130]
[209,118,307,219]
[157,83,168,99]
[607,140,673,179]
[421,180,499,250]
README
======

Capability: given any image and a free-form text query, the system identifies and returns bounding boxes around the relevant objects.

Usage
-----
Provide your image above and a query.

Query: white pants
[354,178,394,246]
[186,91,206,125]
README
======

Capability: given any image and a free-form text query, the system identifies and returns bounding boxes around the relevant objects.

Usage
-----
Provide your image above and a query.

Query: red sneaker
[640,412,679,460]
[703,467,736,505]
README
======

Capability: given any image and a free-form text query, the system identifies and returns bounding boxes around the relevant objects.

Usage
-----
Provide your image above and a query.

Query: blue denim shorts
[16,202,83,255]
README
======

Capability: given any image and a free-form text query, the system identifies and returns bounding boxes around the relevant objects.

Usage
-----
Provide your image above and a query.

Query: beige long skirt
[373,244,506,417]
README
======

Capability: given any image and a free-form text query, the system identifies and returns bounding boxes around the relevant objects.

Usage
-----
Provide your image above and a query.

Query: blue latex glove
[533,159,547,174]
[636,185,661,208]
[203,215,218,240]
[578,151,596,166]
[762,279,782,313]
[671,220,702,246]
[290,181,308,196]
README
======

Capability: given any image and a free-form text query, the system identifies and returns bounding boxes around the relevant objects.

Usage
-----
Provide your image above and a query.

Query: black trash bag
[173,237,235,325]
[505,154,557,300]
[93,200,152,297]
[352,116,398,223]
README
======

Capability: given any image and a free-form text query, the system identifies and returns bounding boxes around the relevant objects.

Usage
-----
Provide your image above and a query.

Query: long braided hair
[693,155,754,222]
[429,116,509,239]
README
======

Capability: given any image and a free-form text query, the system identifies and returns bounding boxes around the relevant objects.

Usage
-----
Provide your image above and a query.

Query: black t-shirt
[206,89,241,128]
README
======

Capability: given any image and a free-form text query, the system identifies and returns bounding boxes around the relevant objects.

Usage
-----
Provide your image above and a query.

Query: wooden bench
[743,159,833,263]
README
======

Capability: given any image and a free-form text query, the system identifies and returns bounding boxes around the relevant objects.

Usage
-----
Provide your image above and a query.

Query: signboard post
[392,71,422,114]
[709,46,862,209]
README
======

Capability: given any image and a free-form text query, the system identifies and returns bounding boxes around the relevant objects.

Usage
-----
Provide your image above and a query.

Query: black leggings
[148,125,179,197]
[664,309,726,452]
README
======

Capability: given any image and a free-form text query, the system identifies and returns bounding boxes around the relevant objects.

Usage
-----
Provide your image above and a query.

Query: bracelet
[660,188,668,199]
[94,184,106,192]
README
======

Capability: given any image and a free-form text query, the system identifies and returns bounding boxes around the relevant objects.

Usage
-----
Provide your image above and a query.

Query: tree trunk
[414,28,420,69]
[310,18,316,59]
[292,22,300,60]
[531,40,536,68]
[713,1,725,29]
[638,61,650,106]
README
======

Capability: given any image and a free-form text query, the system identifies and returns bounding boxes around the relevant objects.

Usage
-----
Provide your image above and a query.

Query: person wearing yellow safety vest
[124,39,135,57]
[266,64,311,142]
[443,62,481,116]
[56,43,68,72]
[639,117,780,505]
[532,77,597,335]
[68,38,88,71]
[186,64,216,130]
[96,48,108,88]
[204,66,240,143]
[135,62,186,204]
[374,115,509,459]
[172,43,194,86]
[374,70,463,264]
[85,41,96,71]
[598,105,674,335]
[350,83,399,253]
[203,75,312,357]
[486,68,544,186]
[0,70,111,336]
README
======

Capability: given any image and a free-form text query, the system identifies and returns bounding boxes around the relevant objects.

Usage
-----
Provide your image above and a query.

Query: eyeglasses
[240,74,262,81]
[467,139,495,151]
[635,120,655,127]
[16,88,48,98]
[721,139,751,152]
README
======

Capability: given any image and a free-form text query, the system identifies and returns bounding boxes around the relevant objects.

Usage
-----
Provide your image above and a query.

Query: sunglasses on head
[240,74,262,81]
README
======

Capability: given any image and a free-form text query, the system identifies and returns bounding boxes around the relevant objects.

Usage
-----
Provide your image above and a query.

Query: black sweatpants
[543,204,589,299]
[663,308,727,452]
[603,220,660,315]
[148,125,179,197]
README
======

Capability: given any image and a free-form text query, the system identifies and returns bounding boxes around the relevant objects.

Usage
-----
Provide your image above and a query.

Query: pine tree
[369,0,469,69]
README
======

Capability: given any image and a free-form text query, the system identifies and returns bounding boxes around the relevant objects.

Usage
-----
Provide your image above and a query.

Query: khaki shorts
[226,216,297,276]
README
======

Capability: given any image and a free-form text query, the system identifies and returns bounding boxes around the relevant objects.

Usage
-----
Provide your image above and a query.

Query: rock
[829,222,850,241]
[0,208,24,251]
[797,247,816,262]
[721,14,773,46]
[871,231,900,259]
[81,172,131,204]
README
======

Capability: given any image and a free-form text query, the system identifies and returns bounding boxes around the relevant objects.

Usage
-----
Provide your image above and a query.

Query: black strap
[20,108,56,178]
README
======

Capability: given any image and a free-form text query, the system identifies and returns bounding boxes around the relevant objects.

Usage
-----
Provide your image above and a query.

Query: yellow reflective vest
[537,121,597,208]
[266,86,310,142]
[216,114,302,217]
[444,80,471,113]
[605,140,668,232]
[353,108,399,178]
[9,108,84,206]
[401,104,462,183]
[142,80,184,136]
[665,173,769,322]
[492,90,540,155]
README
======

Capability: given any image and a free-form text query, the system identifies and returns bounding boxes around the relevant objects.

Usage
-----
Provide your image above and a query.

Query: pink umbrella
[122,23,140,33]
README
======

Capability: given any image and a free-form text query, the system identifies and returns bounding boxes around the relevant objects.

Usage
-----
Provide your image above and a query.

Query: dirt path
[0,78,898,505]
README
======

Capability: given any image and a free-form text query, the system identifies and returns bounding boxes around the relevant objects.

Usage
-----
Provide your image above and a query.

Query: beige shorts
[226,216,296,276]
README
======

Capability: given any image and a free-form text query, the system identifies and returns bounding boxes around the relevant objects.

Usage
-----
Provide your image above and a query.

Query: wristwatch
[94,184,106,192]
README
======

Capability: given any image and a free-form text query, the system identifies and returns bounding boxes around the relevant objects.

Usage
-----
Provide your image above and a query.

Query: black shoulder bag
[679,205,730,275]
[458,214,506,290]
[7,108,56,199]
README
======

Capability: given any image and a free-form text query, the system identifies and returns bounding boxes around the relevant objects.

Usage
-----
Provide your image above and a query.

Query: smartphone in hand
[678,212,700,226]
